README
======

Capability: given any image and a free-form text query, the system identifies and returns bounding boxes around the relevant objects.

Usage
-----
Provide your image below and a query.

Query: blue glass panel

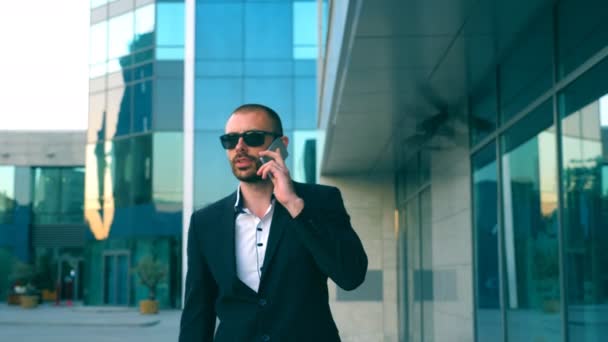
[156,47,185,60]
[294,77,316,129]
[133,80,153,133]
[294,60,316,77]
[195,78,244,131]
[293,2,317,45]
[153,133,183,211]
[157,3,185,46]
[196,3,243,59]
[90,22,108,65]
[244,61,292,77]
[244,3,292,59]
[193,131,238,208]
[155,79,184,131]
[108,12,134,60]
[134,4,155,51]
[293,46,317,60]
[133,62,153,81]
[196,61,244,77]
[244,78,293,130]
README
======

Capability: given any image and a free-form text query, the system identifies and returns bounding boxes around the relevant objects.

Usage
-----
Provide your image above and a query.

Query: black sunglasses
[220,130,281,149]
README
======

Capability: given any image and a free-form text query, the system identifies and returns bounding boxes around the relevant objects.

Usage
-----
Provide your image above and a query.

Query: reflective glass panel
[293,1,318,60]
[502,101,561,341]
[473,142,503,341]
[244,3,292,59]
[559,56,608,341]
[153,133,183,212]
[88,92,106,144]
[195,78,244,131]
[193,131,238,208]
[90,21,108,66]
[294,77,316,129]
[105,87,132,139]
[157,3,185,46]
[133,80,153,133]
[91,0,108,9]
[244,78,293,130]
[196,3,243,59]
[108,11,134,60]
[155,78,184,131]
[134,4,155,51]
[556,0,608,79]
[0,166,16,224]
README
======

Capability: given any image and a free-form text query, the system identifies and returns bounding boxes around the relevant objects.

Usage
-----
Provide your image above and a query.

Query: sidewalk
[0,303,180,327]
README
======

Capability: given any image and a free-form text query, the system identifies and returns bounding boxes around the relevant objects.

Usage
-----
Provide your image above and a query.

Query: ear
[281,135,289,148]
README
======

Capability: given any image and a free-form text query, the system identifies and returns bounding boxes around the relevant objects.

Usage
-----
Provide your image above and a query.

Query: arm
[179,212,218,342]
[291,187,368,291]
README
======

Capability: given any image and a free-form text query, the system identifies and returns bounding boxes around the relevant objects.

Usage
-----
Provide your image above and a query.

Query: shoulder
[293,182,341,199]
[192,192,236,222]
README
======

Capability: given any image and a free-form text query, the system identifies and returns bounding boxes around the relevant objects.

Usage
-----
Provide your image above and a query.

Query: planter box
[42,289,57,302]
[7,294,20,305]
[20,295,39,309]
[139,299,159,314]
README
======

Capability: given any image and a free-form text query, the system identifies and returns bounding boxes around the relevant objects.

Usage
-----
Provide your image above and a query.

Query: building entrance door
[57,255,84,302]
[103,251,130,305]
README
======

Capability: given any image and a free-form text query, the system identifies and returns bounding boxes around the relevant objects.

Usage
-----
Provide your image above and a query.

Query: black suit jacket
[179,182,368,342]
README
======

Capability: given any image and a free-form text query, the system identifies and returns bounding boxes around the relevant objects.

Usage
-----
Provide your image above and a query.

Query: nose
[235,137,247,151]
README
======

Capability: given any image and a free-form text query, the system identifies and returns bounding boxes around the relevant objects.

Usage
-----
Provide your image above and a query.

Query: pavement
[0,302,181,327]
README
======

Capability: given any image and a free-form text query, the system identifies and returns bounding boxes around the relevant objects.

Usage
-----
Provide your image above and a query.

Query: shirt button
[258,299,267,307]
[261,335,270,342]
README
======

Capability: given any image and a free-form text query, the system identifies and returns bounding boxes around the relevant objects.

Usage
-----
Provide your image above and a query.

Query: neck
[239,180,274,215]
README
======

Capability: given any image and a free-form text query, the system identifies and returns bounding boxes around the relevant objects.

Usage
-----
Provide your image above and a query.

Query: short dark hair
[231,104,283,136]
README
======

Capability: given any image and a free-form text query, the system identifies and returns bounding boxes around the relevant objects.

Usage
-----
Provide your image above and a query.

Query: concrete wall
[0,131,85,166]
[320,174,398,342]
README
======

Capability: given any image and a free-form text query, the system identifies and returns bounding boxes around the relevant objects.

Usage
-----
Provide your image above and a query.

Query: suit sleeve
[292,187,368,290]
[179,212,218,342]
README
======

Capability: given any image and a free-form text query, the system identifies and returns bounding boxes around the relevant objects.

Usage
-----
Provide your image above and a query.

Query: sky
[0,1,90,131]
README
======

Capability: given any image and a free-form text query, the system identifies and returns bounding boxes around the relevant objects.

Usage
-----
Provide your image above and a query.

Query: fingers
[257,160,287,180]
[258,148,286,167]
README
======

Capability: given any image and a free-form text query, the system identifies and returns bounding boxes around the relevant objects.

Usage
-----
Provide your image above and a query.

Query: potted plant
[133,255,167,314]
[9,261,40,309]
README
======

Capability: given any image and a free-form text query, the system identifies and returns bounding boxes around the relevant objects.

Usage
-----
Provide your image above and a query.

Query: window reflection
[293,1,319,60]
[559,57,608,341]
[196,3,243,59]
[108,12,134,60]
[153,133,183,212]
[0,166,16,224]
[134,4,155,50]
[473,143,503,341]
[32,168,85,225]
[157,3,184,46]
[245,3,291,59]
[501,101,562,341]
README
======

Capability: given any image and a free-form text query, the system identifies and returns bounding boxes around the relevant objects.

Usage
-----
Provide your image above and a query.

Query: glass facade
[84,0,319,308]
[467,0,608,341]
[193,0,320,208]
[86,0,184,308]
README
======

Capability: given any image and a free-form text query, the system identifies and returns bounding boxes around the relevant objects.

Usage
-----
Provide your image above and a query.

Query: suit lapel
[259,201,290,285]
[218,192,237,287]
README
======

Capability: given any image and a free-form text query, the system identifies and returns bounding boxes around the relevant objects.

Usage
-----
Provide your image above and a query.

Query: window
[0,166,16,224]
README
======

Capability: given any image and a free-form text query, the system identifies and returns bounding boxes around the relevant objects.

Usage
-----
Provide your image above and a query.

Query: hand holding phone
[260,138,289,164]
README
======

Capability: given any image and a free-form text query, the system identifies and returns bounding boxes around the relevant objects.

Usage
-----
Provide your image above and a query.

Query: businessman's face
[224,110,275,183]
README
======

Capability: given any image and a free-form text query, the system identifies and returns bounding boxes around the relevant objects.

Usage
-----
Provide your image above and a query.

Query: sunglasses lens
[243,132,266,147]
[220,134,239,149]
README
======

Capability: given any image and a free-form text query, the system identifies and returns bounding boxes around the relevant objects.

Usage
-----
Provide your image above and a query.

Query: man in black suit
[179,104,368,342]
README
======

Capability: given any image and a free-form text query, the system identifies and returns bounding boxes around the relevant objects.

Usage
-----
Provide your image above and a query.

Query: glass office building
[0,132,86,304]
[318,0,608,340]
[86,0,320,308]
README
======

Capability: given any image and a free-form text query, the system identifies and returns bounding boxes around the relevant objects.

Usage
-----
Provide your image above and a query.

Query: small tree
[133,255,167,300]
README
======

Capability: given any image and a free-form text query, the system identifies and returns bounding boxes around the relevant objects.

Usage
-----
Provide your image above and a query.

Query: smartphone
[260,138,289,164]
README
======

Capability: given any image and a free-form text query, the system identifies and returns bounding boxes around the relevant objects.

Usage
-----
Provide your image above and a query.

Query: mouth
[234,155,255,168]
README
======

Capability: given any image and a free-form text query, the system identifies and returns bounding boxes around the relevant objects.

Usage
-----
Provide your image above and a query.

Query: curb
[0,319,160,327]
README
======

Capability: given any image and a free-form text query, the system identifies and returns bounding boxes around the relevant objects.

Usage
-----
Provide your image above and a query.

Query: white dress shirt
[234,187,275,292]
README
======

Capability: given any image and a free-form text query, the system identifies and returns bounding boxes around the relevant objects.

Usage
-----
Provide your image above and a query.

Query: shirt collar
[233,185,276,213]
